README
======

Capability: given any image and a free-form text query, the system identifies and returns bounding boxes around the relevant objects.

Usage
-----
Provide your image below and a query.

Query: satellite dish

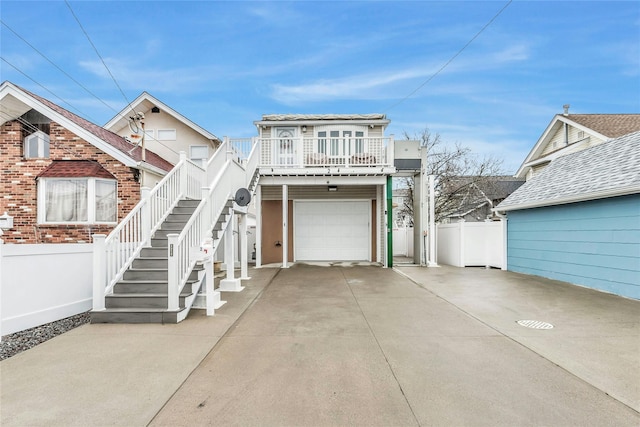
[234,188,251,206]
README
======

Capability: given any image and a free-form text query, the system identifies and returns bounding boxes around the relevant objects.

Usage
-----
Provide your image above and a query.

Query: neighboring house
[441,176,525,223]
[496,131,640,299]
[515,107,640,180]
[244,114,396,265]
[104,92,221,166]
[392,187,413,227]
[0,81,173,244]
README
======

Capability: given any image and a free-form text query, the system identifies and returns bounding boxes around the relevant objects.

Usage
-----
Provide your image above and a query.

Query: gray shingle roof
[497,131,640,211]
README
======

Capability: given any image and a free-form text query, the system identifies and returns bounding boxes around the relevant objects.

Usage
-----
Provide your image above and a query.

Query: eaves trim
[494,185,640,212]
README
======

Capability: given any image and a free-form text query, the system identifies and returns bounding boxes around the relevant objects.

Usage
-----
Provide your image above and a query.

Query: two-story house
[516,106,640,180]
[104,92,221,167]
[0,81,173,244]
[245,114,397,267]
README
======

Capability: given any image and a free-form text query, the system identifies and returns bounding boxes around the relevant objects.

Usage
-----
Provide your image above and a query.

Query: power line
[0,56,100,123]
[384,0,513,112]
[64,0,139,119]
[1,19,120,116]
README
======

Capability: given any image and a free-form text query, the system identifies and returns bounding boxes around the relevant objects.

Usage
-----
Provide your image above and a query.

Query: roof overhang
[255,114,390,129]
[104,92,220,143]
[515,114,610,178]
[494,185,640,212]
[0,82,139,168]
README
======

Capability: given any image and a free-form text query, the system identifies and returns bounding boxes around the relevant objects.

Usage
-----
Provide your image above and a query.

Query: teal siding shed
[507,195,640,299]
[497,131,640,299]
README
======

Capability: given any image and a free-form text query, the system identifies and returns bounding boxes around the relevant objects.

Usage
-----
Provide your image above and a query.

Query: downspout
[387,176,393,268]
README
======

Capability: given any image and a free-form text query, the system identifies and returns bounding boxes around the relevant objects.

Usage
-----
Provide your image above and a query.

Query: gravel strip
[0,312,90,360]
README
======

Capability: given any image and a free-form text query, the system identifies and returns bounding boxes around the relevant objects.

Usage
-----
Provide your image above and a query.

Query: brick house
[0,81,173,244]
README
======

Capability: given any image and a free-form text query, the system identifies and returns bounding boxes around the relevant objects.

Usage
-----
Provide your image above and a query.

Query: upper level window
[190,145,208,166]
[157,129,176,140]
[21,109,51,158]
[24,131,50,158]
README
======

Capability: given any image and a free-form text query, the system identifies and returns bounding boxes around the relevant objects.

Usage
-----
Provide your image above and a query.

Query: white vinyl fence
[436,220,506,269]
[393,227,414,257]
[0,242,93,340]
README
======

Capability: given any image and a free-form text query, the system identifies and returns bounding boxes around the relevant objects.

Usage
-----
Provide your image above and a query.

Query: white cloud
[78,58,221,93]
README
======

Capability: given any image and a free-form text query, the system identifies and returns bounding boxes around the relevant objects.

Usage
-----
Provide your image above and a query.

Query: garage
[294,200,370,261]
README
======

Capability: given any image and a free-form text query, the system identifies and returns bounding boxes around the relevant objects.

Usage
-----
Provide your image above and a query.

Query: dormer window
[24,130,50,158]
[21,109,51,159]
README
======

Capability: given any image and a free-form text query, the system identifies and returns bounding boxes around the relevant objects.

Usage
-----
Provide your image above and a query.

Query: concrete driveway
[1,264,638,426]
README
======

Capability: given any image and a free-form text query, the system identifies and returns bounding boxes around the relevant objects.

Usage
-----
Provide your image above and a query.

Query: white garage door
[295,200,370,261]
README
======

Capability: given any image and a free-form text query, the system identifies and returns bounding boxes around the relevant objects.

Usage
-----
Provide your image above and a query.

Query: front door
[274,127,296,166]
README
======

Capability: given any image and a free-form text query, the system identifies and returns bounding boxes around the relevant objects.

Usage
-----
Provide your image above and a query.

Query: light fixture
[328,185,338,192]
[302,125,307,133]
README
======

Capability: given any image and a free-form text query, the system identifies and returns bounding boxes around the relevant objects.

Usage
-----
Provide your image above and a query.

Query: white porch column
[239,213,251,280]
[382,180,388,268]
[220,214,244,292]
[282,184,289,268]
[202,233,225,315]
[376,186,382,263]
[255,185,262,268]
[428,174,438,267]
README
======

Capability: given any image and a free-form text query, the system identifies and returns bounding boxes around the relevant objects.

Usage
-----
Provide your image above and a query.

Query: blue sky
[1,1,639,173]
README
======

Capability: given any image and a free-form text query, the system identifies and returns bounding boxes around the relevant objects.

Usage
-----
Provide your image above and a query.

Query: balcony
[229,136,395,176]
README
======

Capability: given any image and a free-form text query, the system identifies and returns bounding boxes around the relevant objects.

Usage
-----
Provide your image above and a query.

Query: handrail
[244,137,260,189]
[233,136,392,168]
[94,140,255,312]
[167,159,247,310]
[93,152,205,310]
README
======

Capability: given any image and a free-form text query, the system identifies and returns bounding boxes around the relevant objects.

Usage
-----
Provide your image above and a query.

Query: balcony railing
[230,136,393,168]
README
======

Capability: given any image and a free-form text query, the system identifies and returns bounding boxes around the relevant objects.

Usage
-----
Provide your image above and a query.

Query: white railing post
[92,234,107,311]
[179,151,188,197]
[140,187,151,245]
[167,234,180,311]
[239,213,250,279]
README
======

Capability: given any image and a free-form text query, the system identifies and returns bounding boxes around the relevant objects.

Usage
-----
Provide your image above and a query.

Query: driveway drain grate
[517,320,554,329]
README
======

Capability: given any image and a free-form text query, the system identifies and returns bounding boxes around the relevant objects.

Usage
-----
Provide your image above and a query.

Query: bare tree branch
[400,127,506,224]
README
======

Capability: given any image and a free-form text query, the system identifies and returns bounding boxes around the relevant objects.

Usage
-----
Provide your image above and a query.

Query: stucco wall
[507,194,640,299]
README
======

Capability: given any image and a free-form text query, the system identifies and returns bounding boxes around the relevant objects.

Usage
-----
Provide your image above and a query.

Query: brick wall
[0,120,141,244]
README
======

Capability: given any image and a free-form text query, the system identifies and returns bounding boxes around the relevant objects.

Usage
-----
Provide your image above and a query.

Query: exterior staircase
[90,199,234,324]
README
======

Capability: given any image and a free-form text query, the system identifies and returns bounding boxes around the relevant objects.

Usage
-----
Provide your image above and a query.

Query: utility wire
[0,56,100,123]
[385,0,513,112]
[1,19,120,116]
[64,0,138,119]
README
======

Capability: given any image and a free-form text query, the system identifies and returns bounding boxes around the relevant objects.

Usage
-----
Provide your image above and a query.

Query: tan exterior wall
[0,120,141,244]
[110,109,216,165]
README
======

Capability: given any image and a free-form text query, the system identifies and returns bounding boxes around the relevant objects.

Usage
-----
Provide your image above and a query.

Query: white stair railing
[166,158,247,310]
[93,136,260,313]
[92,152,205,311]
[166,138,260,311]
